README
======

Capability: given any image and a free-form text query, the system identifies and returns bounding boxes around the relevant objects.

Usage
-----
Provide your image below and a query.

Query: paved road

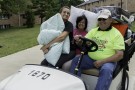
[0,45,135,89]
[128,52,135,90]
[0,45,44,81]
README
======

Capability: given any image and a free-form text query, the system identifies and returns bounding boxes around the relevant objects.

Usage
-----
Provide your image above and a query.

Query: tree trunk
[18,12,21,27]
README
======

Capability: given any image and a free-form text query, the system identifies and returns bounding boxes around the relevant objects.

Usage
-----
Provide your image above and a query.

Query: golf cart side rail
[113,41,135,78]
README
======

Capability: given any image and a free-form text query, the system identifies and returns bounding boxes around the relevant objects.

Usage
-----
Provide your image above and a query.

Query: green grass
[0,25,40,57]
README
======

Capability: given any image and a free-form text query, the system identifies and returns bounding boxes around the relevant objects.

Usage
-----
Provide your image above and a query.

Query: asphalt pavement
[0,45,44,81]
[0,45,135,90]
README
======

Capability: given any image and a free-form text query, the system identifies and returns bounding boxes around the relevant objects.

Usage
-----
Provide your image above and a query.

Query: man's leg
[70,55,95,76]
[41,59,54,67]
[62,60,72,72]
[41,59,49,66]
[55,51,76,68]
[95,62,117,90]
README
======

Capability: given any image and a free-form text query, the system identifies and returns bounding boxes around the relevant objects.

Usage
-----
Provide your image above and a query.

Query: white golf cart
[0,6,135,90]
[0,36,135,90]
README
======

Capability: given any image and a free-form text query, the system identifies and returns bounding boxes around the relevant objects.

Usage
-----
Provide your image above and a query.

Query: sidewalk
[0,45,44,81]
[0,45,135,89]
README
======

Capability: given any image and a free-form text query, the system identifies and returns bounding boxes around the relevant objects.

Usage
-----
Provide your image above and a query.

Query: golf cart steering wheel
[79,37,98,52]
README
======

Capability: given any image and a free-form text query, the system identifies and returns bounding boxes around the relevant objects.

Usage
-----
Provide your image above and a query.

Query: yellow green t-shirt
[85,27,125,60]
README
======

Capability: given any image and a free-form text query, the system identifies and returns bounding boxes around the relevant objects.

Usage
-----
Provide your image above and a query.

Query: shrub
[25,9,35,28]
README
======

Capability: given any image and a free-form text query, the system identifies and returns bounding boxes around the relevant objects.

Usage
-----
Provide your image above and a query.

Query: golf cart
[0,6,135,90]
[0,35,135,90]
[0,37,99,90]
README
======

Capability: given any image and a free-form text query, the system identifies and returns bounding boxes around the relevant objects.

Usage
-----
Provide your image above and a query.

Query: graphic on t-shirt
[92,37,108,51]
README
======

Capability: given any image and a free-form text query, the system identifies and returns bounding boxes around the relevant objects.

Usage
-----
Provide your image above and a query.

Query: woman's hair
[76,15,88,30]
[59,6,70,13]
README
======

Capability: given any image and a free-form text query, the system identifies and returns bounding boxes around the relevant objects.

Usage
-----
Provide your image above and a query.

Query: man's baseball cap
[98,9,111,19]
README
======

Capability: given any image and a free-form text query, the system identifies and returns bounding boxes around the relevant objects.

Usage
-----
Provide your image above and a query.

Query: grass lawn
[0,25,40,58]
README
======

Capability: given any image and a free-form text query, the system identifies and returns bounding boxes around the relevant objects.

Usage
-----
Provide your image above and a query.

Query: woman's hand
[74,35,82,41]
[40,45,50,54]
[74,35,83,45]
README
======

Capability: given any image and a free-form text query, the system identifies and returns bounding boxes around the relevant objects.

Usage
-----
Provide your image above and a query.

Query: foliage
[0,0,84,27]
[25,9,35,28]
[32,0,84,23]
[32,0,60,23]
[62,0,84,6]
[0,0,84,24]
[0,0,31,14]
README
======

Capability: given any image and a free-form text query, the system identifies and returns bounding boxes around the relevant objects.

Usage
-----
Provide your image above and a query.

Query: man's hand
[94,60,104,68]
[93,50,124,68]
[40,45,50,54]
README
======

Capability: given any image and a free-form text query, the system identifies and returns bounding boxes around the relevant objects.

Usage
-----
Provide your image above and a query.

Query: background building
[77,0,135,14]
[0,14,40,29]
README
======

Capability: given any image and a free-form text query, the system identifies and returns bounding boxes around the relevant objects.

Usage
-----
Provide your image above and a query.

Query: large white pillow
[45,42,63,66]
[37,29,61,45]
[69,6,98,31]
[40,13,65,32]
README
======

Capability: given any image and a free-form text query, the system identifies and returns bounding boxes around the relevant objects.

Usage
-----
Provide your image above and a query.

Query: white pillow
[45,38,70,66]
[69,6,98,31]
[45,42,63,66]
[40,13,65,32]
[37,29,61,45]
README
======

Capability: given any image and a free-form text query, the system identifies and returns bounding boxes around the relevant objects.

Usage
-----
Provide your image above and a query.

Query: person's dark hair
[76,15,88,30]
[59,6,70,13]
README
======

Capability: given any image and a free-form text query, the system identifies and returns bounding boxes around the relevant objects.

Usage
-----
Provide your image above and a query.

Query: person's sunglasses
[98,18,107,21]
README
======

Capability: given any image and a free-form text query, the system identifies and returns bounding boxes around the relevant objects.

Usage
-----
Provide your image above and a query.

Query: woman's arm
[41,31,69,53]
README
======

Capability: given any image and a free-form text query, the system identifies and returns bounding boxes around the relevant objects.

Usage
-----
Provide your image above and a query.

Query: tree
[32,0,84,23]
[61,0,84,7]
[0,0,31,14]
[32,0,60,23]
[0,0,31,26]
[25,9,35,28]
[0,0,2,13]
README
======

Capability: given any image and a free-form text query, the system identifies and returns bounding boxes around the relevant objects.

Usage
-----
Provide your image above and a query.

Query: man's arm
[94,50,124,68]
